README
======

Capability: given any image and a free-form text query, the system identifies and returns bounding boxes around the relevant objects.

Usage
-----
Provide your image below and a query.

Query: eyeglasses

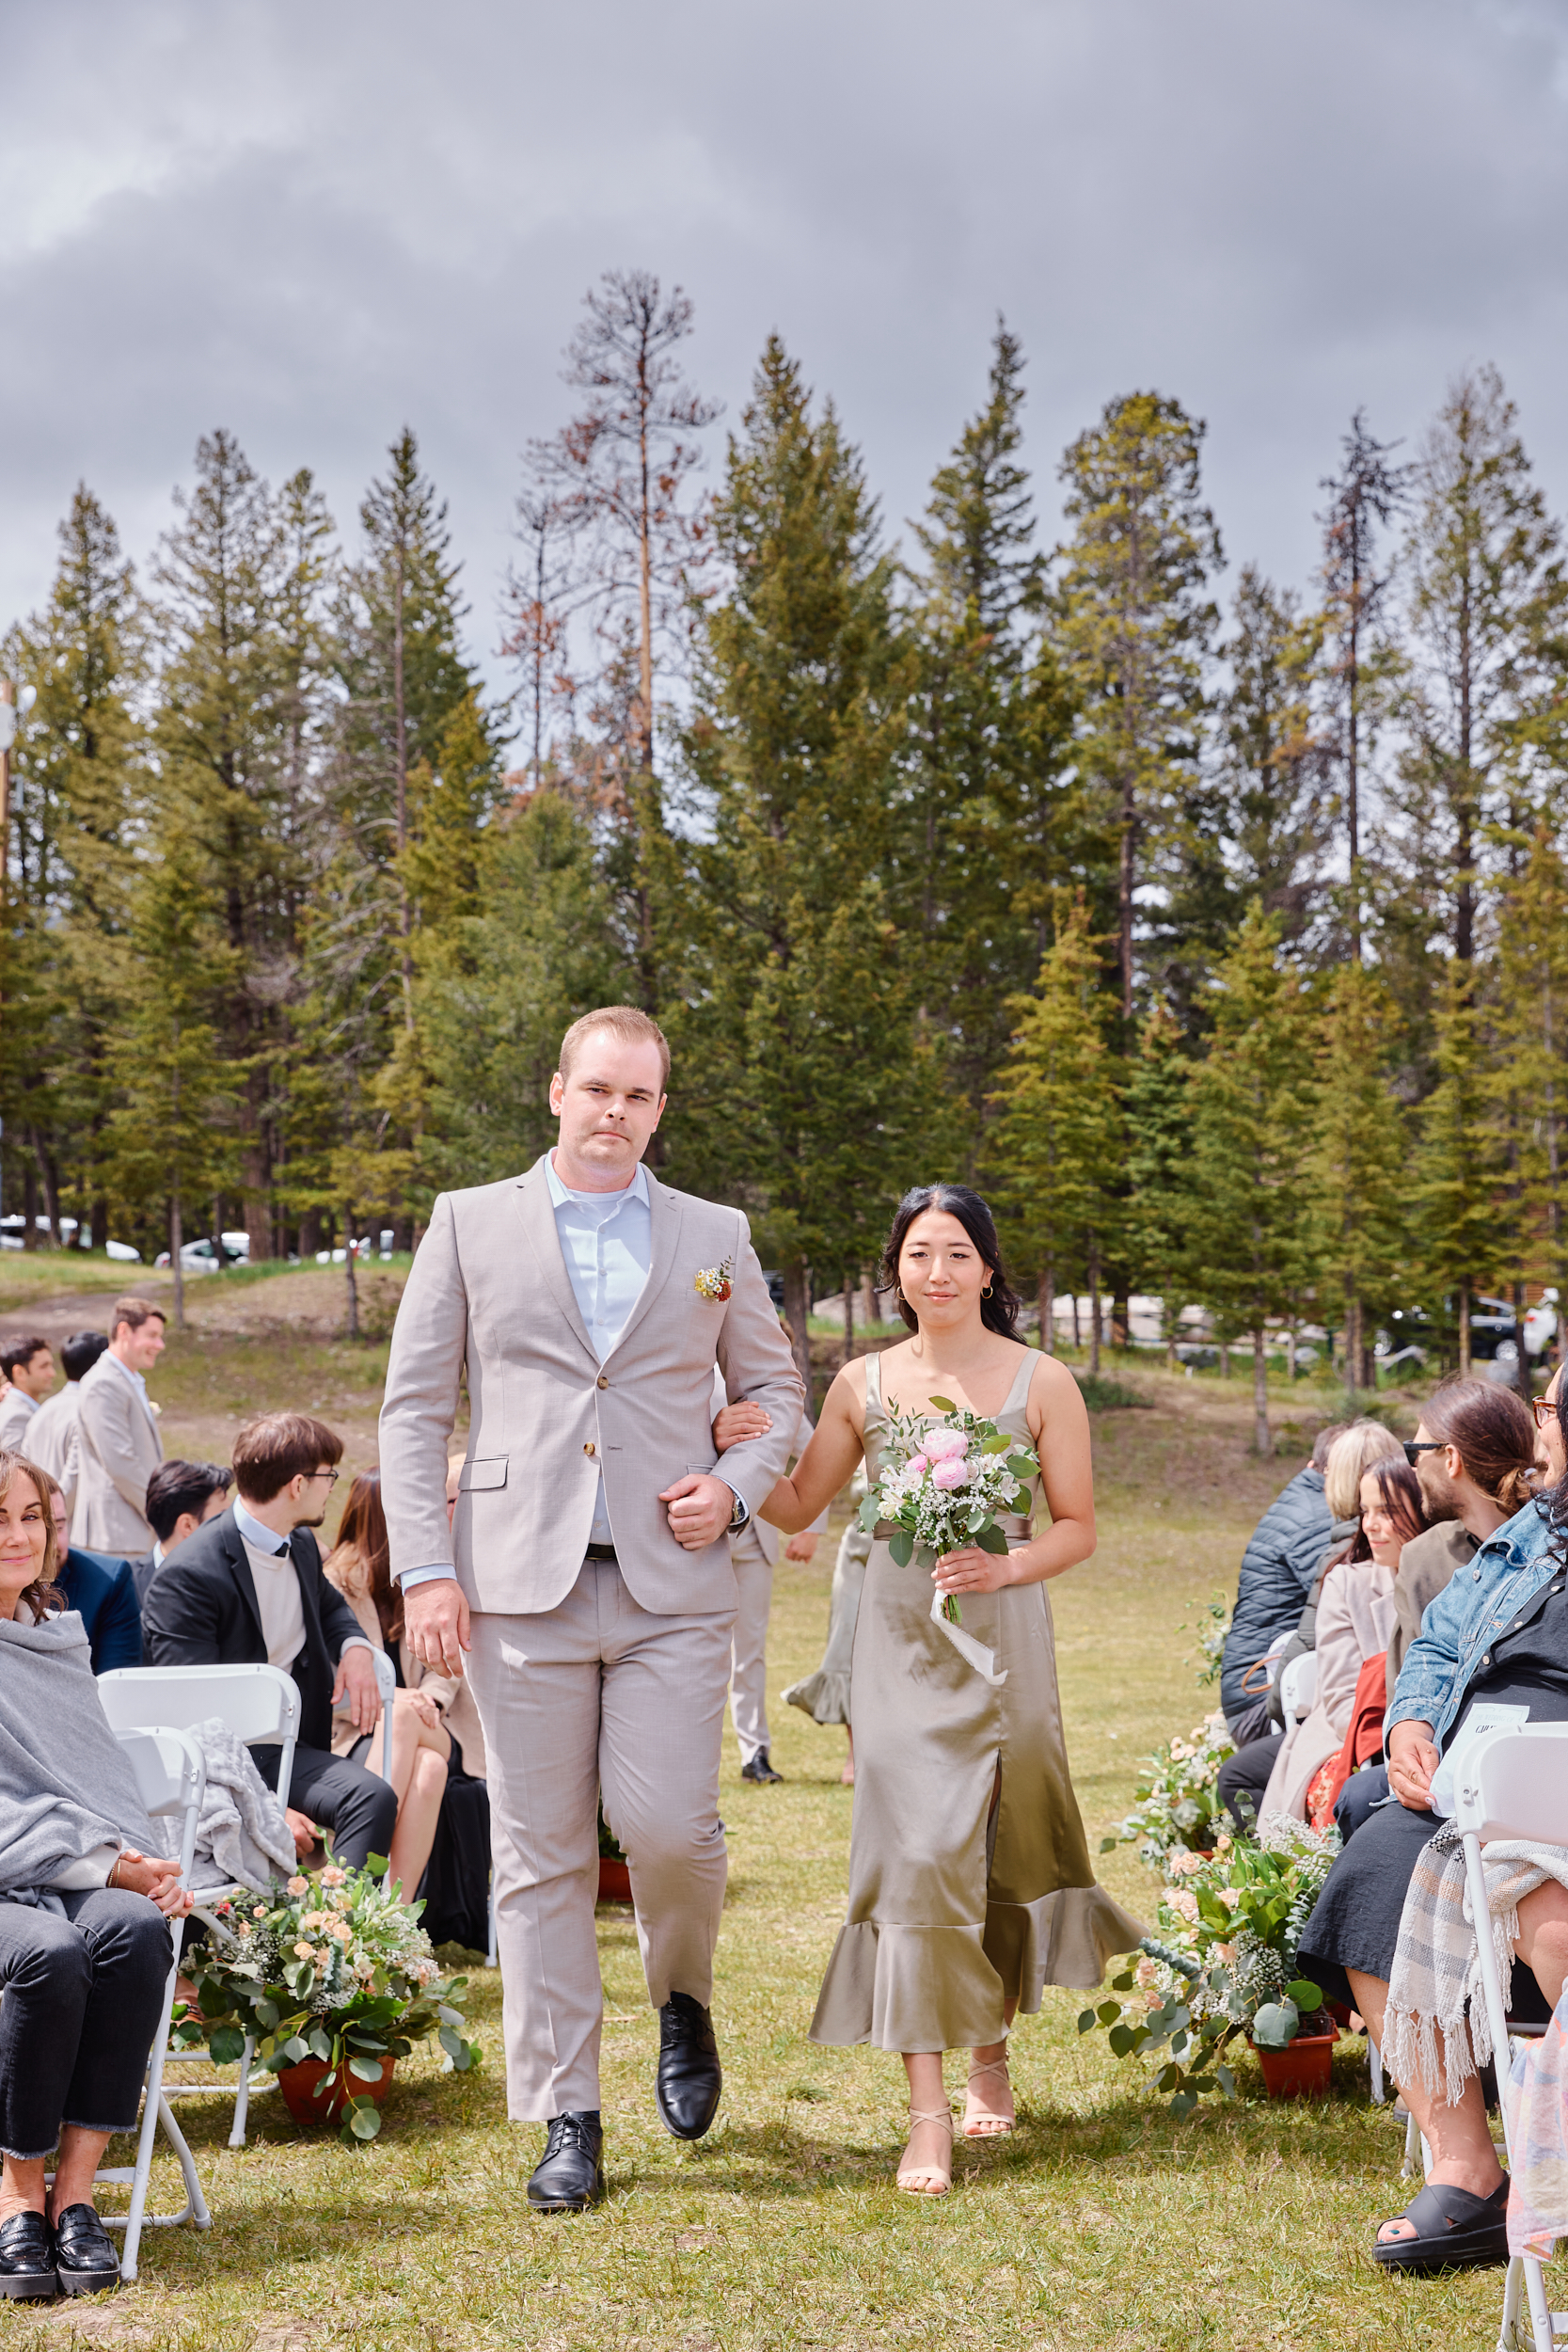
[307,1469,341,1486]
[1532,1397,1561,1429]
[1402,1441,1444,1466]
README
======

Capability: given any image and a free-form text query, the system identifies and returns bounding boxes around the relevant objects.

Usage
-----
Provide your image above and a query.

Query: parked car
[1375,1295,1522,1365]
[0,1215,140,1260]
[154,1232,250,1274]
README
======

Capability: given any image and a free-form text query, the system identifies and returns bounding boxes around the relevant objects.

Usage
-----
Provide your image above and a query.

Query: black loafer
[527,2112,605,2213]
[53,2203,119,2296]
[1372,2176,1511,2273]
[741,1750,783,1785]
[0,2209,55,2299]
[656,1992,722,2139]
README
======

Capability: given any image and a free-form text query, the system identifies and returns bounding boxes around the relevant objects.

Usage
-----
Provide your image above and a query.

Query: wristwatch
[728,1489,751,1533]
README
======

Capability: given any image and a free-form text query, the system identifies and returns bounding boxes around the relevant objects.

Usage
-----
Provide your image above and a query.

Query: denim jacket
[1386,1498,1564,1754]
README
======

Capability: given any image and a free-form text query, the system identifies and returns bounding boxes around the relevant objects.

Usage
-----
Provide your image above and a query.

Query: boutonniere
[694,1257,734,1303]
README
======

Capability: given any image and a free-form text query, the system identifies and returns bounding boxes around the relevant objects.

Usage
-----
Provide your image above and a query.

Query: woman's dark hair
[1356,1457,1428,1554]
[879,1185,1022,1341]
[0,1452,63,1620]
[331,1468,399,1644]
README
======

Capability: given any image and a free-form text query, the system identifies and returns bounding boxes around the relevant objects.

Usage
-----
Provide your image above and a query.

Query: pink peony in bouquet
[858,1393,1039,1625]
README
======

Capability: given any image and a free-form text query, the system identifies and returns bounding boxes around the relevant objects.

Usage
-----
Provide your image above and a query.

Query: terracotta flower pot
[597,1857,633,1904]
[1250,2026,1338,2100]
[277,2053,397,2128]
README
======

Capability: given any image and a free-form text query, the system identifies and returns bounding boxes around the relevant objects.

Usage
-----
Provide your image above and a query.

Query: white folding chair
[1450,1722,1568,2352]
[88,1727,213,2282]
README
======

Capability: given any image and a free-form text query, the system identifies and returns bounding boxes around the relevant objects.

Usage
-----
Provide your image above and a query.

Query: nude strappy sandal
[963,2055,1015,2137]
[896,2106,954,2196]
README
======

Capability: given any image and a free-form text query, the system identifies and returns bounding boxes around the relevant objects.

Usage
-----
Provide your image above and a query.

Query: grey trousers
[727,1522,773,1764]
[467,1556,735,2120]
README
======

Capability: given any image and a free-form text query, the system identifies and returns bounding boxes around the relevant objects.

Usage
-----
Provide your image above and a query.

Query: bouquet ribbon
[928,1587,1007,1687]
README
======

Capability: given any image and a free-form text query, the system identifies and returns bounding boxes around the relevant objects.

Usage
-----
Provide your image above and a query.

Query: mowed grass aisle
[2,1343,1545,2349]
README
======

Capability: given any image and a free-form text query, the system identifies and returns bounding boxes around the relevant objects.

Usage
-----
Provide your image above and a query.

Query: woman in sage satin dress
[758,1184,1142,2196]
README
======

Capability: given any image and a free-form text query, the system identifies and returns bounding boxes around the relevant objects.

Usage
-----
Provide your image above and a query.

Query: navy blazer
[56,1546,144,1675]
[141,1508,366,1753]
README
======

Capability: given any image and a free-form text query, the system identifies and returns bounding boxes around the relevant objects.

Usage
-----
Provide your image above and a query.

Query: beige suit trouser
[727,1522,773,1764]
[467,1555,735,2121]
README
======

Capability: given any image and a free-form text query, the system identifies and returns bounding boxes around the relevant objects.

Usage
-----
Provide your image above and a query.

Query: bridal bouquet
[858,1395,1038,1627]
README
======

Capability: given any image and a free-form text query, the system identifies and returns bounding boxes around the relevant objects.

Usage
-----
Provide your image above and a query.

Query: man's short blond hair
[558,1006,670,1089]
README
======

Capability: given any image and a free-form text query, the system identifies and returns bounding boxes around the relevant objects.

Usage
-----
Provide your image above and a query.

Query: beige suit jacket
[73,1352,163,1551]
[379,1158,805,1617]
[22,1384,83,1513]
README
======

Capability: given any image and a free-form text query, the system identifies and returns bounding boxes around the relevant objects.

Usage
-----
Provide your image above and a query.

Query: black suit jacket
[140,1509,366,1752]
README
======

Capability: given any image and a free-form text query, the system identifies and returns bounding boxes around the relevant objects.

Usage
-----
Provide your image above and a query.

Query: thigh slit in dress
[809,1348,1145,2054]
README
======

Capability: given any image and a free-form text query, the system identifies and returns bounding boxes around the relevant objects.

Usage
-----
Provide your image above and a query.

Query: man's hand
[404,1577,471,1679]
[333,1645,383,1736]
[112,1848,194,1918]
[659,1473,736,1551]
[784,1532,819,1564]
[713,1402,773,1453]
[1387,1718,1440,1811]
[286,1807,319,1860]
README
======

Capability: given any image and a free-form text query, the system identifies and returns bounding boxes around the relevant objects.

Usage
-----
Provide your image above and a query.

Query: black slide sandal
[1372,2177,1510,2274]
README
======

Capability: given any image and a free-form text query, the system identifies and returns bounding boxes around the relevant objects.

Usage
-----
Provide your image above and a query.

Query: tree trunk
[842,1276,854,1371]
[90,1191,107,1254]
[1070,1292,1081,1350]
[1111,1285,1130,1352]
[1253,1327,1270,1456]
[1037,1263,1054,1357]
[1285,1327,1297,1383]
[1087,1240,1101,1377]
[22,1158,37,1251]
[1513,1280,1531,1402]
[300,1208,322,1259]
[170,1191,185,1332]
[1218,1342,1230,1380]
[782,1259,812,1405]
[1458,1279,1472,1377]
[344,1219,360,1342]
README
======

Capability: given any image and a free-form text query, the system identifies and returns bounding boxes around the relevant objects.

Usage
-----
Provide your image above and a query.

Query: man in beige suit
[73,1297,166,1552]
[379,1006,802,2212]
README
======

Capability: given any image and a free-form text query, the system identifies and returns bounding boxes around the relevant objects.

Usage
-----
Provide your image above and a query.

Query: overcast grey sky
[5,0,1566,703]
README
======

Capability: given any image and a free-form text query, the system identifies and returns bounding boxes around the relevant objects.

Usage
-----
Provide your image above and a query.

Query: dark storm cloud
[4,0,1566,683]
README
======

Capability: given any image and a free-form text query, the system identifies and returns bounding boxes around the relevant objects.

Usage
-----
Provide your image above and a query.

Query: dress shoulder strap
[863,1348,883,1418]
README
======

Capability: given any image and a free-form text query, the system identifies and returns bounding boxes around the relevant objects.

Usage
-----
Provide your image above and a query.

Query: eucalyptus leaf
[1286,1979,1323,2012]
[1077,2009,1097,2035]
[927,1395,956,1412]
[1168,2091,1198,2120]
[209,2026,246,2066]
[348,2054,386,2082]
[974,1523,1010,1555]
[308,2027,332,2061]
[980,1432,1012,1454]
[1251,1998,1299,2050]
[1107,2024,1136,2058]
[887,1528,914,1567]
[347,2106,382,2140]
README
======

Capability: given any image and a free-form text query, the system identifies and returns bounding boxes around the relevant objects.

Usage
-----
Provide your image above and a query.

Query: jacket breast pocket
[459,1458,508,1492]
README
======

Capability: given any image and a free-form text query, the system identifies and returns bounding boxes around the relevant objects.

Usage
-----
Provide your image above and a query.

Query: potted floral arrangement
[176,1863,481,2141]
[598,1803,632,1905]
[1078,1820,1341,2113]
[1104,1714,1238,1872]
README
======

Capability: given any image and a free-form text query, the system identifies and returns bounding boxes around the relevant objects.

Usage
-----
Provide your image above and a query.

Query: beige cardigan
[324,1546,487,1779]
[1260,1558,1398,1822]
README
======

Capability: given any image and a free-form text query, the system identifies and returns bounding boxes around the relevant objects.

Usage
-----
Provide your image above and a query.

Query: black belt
[585,1542,617,1561]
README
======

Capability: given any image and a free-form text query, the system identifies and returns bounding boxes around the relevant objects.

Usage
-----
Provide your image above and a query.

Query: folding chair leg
[1369,2038,1385,2105]
[486,1879,498,1970]
[119,1929,184,2281]
[230,2037,256,2148]
[1401,2109,1422,2177]
[156,2096,211,2231]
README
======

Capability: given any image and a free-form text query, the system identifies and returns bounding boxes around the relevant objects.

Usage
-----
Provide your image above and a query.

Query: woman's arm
[930,1353,1096,1604]
[757,1367,865,1534]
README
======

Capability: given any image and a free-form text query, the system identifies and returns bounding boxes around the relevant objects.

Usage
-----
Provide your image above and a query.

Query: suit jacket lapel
[513,1158,597,1362]
[219,1519,265,1651]
[605,1169,684,1363]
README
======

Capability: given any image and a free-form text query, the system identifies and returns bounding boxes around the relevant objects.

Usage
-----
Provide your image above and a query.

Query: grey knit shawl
[0,1609,156,1894]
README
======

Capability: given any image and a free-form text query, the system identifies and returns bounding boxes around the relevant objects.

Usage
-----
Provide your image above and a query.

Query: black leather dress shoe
[53,2204,119,2296]
[0,2209,55,2299]
[741,1749,784,1784]
[656,1993,722,2138]
[527,2112,606,2213]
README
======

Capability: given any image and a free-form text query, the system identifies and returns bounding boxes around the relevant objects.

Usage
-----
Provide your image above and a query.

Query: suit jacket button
[596,1375,609,1391]
[583,1441,596,1456]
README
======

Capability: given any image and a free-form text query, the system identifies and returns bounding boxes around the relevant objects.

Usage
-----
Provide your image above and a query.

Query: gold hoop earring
[981,1283,993,1299]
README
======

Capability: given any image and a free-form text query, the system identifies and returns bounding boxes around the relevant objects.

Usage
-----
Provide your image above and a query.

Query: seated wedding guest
[1217,1421,1401,1827]
[132,1459,233,1607]
[0,1447,193,2301]
[325,1468,488,1926]
[1296,1362,1568,2274]
[1254,1454,1425,1821]
[1335,1379,1543,1840]
[34,1471,142,1676]
[24,1332,109,1518]
[0,1336,55,1453]
[1218,1422,1346,1744]
[142,1413,394,1872]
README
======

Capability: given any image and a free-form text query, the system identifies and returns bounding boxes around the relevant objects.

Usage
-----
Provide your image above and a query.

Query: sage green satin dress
[809,1346,1144,2053]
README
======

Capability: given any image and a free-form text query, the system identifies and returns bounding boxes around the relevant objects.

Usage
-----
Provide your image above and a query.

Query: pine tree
[1125,1002,1193,1367]
[678,337,934,1385]
[1053,391,1221,1021]
[1210,566,1327,946]
[1491,827,1568,1375]
[1182,907,1314,1453]
[1318,411,1407,962]
[897,323,1080,1131]
[1415,961,1502,1374]
[1307,961,1412,1390]
[986,892,1124,1371]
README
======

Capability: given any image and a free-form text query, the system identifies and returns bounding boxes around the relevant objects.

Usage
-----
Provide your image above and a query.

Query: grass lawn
[0,1300,1538,2348]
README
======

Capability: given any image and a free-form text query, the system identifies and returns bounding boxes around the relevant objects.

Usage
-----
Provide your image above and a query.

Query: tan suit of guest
[23,1385,84,1515]
[73,1353,163,1552]
[378,1157,802,2119]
